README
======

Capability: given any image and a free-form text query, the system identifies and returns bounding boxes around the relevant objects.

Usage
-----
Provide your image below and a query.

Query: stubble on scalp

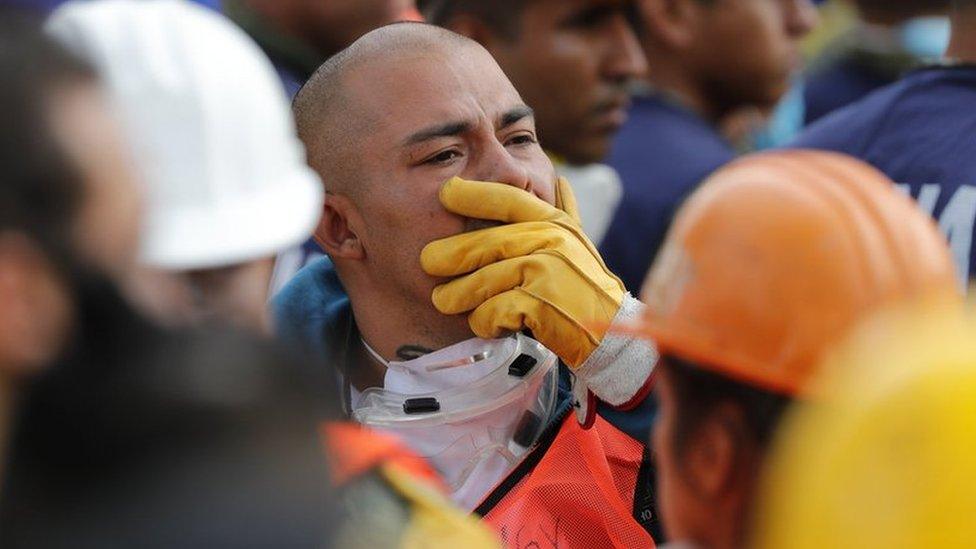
[292,22,478,198]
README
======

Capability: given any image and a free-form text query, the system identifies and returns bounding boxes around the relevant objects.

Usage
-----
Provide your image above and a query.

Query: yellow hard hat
[753,305,976,549]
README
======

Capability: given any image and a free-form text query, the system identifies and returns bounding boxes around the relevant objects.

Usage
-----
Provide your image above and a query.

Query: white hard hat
[47,0,323,270]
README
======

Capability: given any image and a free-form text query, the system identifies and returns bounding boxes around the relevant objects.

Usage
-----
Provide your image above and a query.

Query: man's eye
[506,134,538,147]
[426,149,461,165]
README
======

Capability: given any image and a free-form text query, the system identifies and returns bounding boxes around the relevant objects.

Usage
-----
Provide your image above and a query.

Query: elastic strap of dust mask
[351,334,559,498]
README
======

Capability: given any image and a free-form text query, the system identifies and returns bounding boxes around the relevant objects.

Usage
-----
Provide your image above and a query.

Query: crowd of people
[0,0,973,548]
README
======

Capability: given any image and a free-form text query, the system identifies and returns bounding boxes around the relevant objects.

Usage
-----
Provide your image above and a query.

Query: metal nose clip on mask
[352,333,560,510]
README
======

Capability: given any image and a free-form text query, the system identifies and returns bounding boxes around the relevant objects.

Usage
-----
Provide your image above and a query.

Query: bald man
[275,23,660,547]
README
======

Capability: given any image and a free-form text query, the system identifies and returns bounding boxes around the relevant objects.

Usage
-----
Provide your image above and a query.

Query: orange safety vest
[322,421,445,490]
[478,414,656,549]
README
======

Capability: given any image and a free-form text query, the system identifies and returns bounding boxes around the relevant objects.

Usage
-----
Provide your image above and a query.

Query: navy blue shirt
[600,95,735,294]
[793,65,976,284]
[803,56,899,125]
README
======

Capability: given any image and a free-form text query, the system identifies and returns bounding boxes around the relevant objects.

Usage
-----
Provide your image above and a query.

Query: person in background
[223,0,421,96]
[422,0,647,246]
[802,0,950,125]
[0,15,338,548]
[277,22,660,546]
[48,0,324,335]
[754,307,976,548]
[630,150,959,549]
[0,10,140,476]
[793,0,976,286]
[599,0,818,294]
[0,324,339,548]
[221,0,423,294]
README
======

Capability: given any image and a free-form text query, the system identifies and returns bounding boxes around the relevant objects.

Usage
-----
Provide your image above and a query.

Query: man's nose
[471,141,535,196]
[602,14,648,83]
[785,0,819,39]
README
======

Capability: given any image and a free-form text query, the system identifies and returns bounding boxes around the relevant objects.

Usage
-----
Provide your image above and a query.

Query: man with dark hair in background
[423,0,647,246]
[794,0,976,287]
[597,0,818,294]
[223,0,421,95]
[633,150,959,549]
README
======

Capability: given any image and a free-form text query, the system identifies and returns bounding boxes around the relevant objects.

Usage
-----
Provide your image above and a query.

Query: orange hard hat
[637,150,960,396]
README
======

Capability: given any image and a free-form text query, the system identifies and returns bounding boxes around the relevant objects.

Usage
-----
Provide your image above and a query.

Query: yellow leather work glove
[421,177,624,368]
[421,177,657,427]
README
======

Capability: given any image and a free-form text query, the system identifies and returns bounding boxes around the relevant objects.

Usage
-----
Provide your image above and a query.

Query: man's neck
[347,284,474,365]
[644,54,722,124]
[947,12,976,63]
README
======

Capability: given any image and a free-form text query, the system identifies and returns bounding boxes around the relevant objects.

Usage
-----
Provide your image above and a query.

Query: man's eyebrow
[404,120,472,146]
[499,105,534,129]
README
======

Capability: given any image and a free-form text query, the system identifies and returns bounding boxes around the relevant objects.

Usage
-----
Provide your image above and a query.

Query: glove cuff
[576,294,658,408]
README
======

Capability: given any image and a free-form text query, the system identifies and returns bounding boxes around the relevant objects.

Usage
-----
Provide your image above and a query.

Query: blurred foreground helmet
[47,0,323,270]
[755,305,976,548]
[636,150,959,395]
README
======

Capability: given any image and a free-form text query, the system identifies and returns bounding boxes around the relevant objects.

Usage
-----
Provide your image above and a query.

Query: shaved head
[296,19,556,360]
[294,22,476,195]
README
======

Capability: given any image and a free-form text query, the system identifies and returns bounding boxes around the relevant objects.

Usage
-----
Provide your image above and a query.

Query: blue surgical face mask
[901,16,951,60]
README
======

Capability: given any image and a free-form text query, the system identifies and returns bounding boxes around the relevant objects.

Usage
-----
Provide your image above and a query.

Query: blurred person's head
[753,306,976,548]
[635,151,959,548]
[234,0,420,62]
[294,22,558,360]
[0,12,139,405]
[0,11,144,489]
[48,0,324,335]
[635,0,818,122]
[424,0,647,166]
[0,323,337,548]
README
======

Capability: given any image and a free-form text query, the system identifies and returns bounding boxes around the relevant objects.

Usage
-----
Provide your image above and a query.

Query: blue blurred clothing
[803,54,904,125]
[600,94,735,294]
[793,65,976,285]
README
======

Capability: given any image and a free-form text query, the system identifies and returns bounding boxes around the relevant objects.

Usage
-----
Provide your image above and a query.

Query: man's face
[652,365,701,543]
[691,0,817,112]
[339,44,557,315]
[486,0,647,165]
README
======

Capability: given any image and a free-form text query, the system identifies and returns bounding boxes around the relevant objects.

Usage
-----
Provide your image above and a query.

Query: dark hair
[420,0,533,40]
[0,12,97,265]
[0,279,338,547]
[663,355,792,459]
[854,0,950,21]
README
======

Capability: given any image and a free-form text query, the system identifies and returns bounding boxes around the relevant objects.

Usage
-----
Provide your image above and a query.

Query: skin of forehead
[341,37,520,136]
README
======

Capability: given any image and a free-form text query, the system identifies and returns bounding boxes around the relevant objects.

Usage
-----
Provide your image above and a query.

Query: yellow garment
[380,464,500,549]
[420,177,624,368]
[754,303,976,549]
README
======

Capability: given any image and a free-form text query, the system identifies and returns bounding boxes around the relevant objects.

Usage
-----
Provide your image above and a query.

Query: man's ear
[314,193,365,260]
[639,0,700,50]
[0,234,72,376]
[683,402,743,500]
